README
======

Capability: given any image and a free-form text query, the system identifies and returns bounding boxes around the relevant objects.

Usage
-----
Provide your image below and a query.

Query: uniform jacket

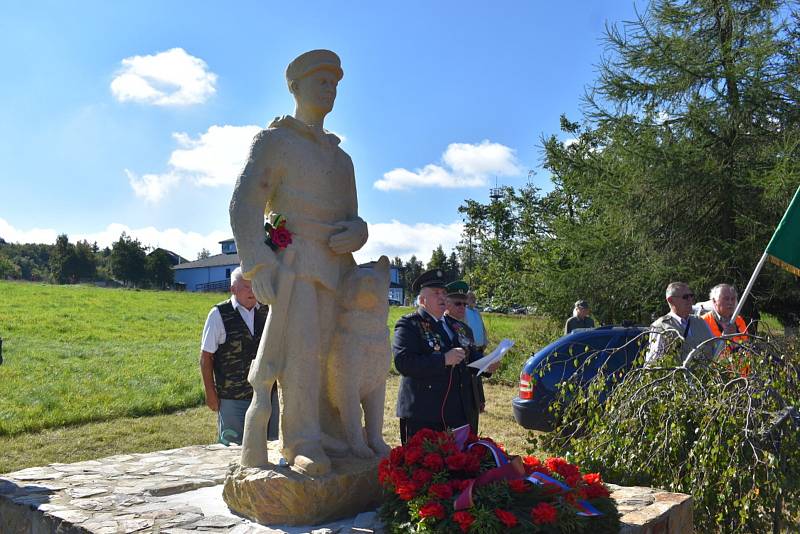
[393,308,481,428]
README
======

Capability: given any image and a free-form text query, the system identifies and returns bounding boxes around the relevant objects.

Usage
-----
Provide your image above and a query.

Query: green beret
[446,280,469,298]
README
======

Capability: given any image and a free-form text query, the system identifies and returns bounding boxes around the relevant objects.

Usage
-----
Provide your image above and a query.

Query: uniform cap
[412,269,448,293]
[446,280,469,298]
[286,49,343,83]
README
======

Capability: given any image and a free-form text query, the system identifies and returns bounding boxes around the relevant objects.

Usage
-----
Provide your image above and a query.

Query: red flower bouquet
[264,213,292,252]
[378,427,620,533]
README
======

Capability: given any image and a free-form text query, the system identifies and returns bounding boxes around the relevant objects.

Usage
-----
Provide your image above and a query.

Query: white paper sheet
[468,338,515,375]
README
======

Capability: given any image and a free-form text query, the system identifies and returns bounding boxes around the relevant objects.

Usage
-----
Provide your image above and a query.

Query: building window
[225,268,231,279]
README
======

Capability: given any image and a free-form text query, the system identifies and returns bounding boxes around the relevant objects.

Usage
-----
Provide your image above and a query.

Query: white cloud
[353,219,464,264]
[128,124,261,202]
[0,218,229,261]
[110,48,217,106]
[169,125,262,187]
[126,170,181,203]
[375,140,522,191]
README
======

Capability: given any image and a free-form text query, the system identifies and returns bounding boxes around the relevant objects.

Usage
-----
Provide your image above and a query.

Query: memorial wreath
[378,427,620,533]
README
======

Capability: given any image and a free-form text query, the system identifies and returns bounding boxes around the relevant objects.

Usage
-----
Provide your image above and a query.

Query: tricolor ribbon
[450,424,604,517]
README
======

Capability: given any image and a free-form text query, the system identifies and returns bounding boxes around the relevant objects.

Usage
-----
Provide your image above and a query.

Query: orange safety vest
[702,313,749,344]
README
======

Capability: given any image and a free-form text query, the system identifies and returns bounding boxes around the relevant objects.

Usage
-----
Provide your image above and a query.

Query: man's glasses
[678,293,695,301]
[451,301,467,307]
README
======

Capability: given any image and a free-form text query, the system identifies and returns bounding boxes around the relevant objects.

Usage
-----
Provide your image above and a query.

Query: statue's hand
[329,218,368,254]
[242,250,278,304]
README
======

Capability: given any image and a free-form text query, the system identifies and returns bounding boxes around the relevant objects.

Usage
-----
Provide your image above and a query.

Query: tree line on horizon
[0,232,176,289]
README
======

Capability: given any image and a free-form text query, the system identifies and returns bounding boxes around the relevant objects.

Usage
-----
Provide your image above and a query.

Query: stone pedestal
[1,444,693,533]
[223,451,382,526]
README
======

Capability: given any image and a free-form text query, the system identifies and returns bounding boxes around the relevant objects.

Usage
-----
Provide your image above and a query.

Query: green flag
[766,186,800,277]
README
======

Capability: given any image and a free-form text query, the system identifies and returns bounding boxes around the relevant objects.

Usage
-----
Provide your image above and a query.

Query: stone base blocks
[1,444,693,533]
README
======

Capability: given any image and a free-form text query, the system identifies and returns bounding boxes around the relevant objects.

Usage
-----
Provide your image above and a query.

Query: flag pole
[730,251,768,325]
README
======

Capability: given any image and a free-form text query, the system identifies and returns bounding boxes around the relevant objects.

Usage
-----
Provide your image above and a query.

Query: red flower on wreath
[452,510,475,532]
[531,502,559,524]
[508,478,530,493]
[404,446,424,465]
[445,452,469,471]
[389,447,404,466]
[396,481,419,501]
[494,508,518,528]
[428,482,453,500]
[419,501,446,520]
[546,457,581,479]
[583,472,603,485]
[412,468,433,485]
[422,452,444,471]
[585,481,611,499]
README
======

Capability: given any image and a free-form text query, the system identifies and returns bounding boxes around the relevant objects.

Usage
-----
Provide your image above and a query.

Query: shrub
[535,333,800,532]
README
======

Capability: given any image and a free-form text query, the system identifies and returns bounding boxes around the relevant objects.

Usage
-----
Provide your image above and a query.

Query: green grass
[0,281,224,436]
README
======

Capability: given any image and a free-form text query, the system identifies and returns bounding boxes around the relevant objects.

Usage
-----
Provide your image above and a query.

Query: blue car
[512,326,647,431]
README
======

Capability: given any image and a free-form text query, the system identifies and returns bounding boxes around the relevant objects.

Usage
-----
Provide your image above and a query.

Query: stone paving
[0,444,692,533]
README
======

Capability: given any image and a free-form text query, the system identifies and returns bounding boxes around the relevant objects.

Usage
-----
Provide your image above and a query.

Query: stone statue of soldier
[229,50,368,476]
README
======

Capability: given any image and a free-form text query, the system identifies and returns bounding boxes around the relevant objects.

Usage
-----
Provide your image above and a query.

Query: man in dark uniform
[393,269,485,443]
[444,280,492,434]
[199,267,279,445]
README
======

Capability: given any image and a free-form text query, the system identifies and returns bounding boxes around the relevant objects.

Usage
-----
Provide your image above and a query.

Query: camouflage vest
[213,299,269,400]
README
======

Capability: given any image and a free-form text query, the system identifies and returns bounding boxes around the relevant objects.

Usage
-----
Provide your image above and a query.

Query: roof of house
[148,247,189,265]
[173,253,240,270]
[219,238,235,244]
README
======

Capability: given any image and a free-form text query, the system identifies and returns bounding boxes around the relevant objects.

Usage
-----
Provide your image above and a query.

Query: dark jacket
[393,308,481,429]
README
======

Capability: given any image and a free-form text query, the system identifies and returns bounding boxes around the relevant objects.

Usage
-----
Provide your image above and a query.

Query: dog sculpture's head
[341,255,391,312]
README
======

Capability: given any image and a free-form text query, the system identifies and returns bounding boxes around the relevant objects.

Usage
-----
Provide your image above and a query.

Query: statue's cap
[286,50,343,83]
[412,269,449,293]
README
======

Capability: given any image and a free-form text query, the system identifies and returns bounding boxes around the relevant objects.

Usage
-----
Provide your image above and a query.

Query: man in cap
[444,281,499,433]
[230,49,368,474]
[393,270,485,443]
[564,300,595,334]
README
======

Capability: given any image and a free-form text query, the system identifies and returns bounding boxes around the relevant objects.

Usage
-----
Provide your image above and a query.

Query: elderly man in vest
[199,267,278,445]
[646,281,716,364]
[701,284,749,351]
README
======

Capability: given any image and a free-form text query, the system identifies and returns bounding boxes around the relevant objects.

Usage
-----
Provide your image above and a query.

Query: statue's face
[293,69,339,115]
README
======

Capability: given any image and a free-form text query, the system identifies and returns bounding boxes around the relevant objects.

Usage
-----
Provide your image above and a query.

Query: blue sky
[0,0,641,263]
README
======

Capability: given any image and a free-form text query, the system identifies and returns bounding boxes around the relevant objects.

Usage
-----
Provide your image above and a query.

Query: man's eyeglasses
[451,301,467,308]
[678,293,695,301]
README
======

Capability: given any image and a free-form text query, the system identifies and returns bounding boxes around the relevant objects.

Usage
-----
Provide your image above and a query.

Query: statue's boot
[288,442,331,476]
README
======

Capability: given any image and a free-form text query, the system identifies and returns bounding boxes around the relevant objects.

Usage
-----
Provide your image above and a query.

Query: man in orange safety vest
[701,283,749,351]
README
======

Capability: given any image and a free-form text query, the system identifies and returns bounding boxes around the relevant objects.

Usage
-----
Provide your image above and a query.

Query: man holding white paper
[394,273,492,442]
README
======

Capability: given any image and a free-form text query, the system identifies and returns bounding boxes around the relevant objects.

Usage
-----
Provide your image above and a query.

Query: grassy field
[0,281,550,472]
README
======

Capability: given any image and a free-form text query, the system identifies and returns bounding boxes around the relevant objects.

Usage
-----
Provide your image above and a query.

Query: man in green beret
[444,281,498,433]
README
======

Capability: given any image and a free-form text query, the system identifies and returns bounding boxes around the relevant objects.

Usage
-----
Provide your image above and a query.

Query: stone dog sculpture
[321,256,392,460]
[229,49,388,477]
